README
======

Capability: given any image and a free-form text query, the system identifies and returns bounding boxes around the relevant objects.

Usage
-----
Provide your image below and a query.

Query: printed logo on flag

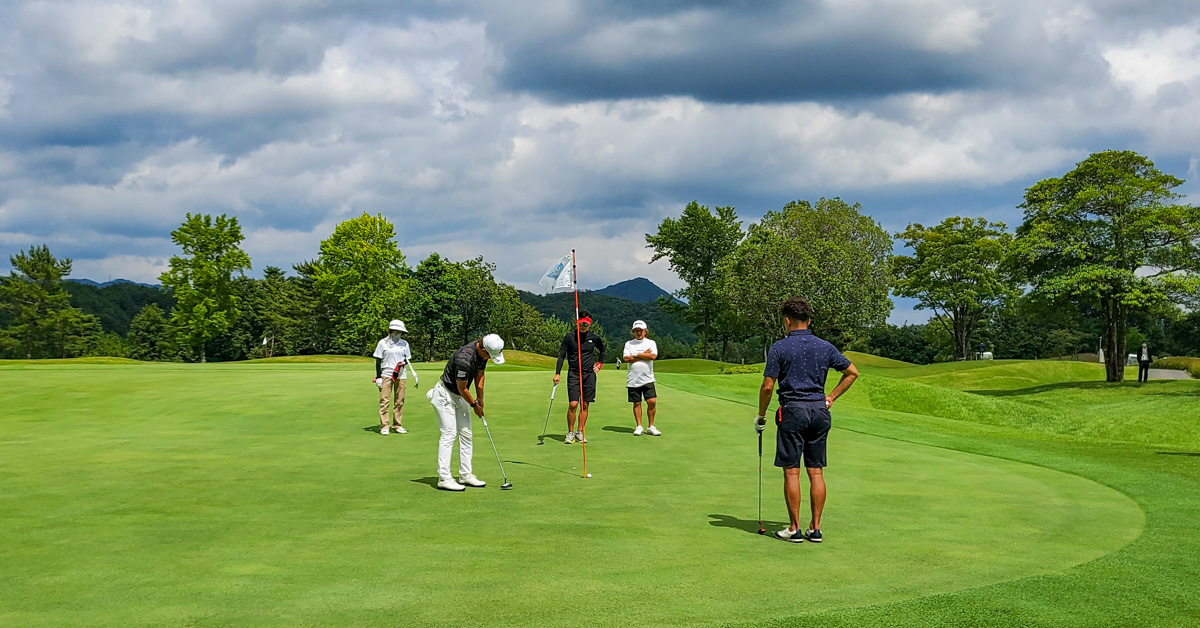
[539,252,576,292]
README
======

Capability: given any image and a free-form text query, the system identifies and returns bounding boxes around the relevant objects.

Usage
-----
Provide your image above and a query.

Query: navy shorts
[627,383,657,402]
[774,401,831,469]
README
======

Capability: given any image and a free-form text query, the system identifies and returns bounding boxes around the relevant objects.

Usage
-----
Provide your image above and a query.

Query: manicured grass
[2,356,1197,626]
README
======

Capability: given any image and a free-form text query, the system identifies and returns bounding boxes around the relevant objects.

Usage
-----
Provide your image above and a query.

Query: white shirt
[373,336,412,380]
[623,338,658,387]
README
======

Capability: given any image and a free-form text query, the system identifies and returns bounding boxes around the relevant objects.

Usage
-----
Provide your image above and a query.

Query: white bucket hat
[482,333,505,364]
[388,320,407,333]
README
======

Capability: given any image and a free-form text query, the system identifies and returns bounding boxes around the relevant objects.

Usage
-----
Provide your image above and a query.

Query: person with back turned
[755,297,859,543]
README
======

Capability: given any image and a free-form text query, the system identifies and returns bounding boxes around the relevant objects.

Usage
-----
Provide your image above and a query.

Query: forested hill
[594,277,680,304]
[518,290,695,343]
[65,281,174,335]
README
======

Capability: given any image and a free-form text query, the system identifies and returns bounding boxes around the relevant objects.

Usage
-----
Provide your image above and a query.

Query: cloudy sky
[2,0,1199,324]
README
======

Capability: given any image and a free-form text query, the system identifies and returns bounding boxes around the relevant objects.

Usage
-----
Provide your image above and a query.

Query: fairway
[0,360,1150,627]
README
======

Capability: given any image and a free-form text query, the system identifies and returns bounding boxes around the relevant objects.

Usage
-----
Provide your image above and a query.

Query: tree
[0,245,103,359]
[893,217,1018,361]
[646,201,744,359]
[410,253,462,360]
[452,257,499,344]
[1011,150,1200,381]
[159,214,252,363]
[719,198,893,349]
[307,213,410,355]
[128,303,183,361]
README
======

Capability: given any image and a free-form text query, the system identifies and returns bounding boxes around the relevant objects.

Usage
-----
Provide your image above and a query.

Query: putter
[480,416,513,489]
[757,427,765,535]
[536,384,558,444]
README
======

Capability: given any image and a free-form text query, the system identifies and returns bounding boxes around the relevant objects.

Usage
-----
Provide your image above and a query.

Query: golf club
[536,383,557,444]
[757,427,765,535]
[480,415,513,489]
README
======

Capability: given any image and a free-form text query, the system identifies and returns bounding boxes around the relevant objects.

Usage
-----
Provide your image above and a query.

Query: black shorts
[567,371,597,403]
[774,401,831,469]
[627,383,657,403]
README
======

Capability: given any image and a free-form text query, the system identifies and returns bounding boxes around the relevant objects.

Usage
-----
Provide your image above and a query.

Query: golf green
[0,361,1143,627]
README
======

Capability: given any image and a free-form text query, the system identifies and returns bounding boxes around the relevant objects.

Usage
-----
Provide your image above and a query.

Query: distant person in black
[756,297,859,544]
[1137,341,1154,383]
[553,311,605,444]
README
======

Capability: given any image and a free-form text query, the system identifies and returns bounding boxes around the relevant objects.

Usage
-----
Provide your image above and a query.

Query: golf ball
[586,473,592,478]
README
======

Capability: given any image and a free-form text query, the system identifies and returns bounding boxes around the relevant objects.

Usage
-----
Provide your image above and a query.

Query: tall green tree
[128,303,183,361]
[159,214,252,363]
[1011,150,1200,381]
[410,253,461,360]
[0,245,102,359]
[452,257,499,344]
[645,201,743,359]
[719,198,892,349]
[307,213,410,354]
[893,216,1018,361]
[256,266,301,357]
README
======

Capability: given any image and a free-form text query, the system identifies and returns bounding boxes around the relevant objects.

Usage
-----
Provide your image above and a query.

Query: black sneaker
[774,528,803,543]
[804,528,822,543]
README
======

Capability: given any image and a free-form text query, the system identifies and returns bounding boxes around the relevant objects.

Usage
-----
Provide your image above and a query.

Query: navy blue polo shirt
[763,329,852,405]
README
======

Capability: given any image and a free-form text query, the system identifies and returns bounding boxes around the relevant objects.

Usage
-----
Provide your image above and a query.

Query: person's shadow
[602,425,635,434]
[707,514,788,535]
[411,477,441,489]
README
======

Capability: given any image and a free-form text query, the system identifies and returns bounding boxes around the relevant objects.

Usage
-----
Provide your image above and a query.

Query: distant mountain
[518,289,695,343]
[595,277,681,304]
[68,278,160,288]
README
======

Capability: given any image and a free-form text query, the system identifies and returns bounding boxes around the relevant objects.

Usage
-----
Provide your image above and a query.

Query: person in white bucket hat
[373,320,415,435]
[426,334,505,491]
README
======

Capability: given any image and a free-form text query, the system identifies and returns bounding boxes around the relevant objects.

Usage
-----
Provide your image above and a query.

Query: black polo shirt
[555,330,605,375]
[763,329,851,404]
[440,341,487,395]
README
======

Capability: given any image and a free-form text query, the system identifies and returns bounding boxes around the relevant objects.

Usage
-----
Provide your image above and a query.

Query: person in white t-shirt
[623,320,660,436]
[373,320,416,435]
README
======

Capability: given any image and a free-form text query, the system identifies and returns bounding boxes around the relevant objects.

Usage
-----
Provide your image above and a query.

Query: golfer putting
[622,320,660,436]
[427,334,506,491]
[373,319,416,435]
[755,297,858,543]
[553,311,604,444]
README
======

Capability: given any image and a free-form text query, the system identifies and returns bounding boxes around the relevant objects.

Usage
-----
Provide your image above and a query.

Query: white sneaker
[394,426,408,434]
[459,474,486,488]
[565,432,576,444]
[647,426,661,436]
[577,431,587,443]
[633,425,644,436]
[437,478,465,491]
[380,427,389,435]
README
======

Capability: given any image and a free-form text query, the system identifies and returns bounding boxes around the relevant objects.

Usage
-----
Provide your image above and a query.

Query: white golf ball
[586,473,592,478]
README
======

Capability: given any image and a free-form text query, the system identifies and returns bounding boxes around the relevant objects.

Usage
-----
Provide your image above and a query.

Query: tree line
[4,149,1199,382]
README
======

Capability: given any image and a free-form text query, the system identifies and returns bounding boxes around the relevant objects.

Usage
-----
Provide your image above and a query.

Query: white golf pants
[428,382,473,481]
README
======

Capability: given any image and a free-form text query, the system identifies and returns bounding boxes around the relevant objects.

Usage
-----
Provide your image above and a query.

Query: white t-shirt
[373,336,412,380]
[623,338,658,387]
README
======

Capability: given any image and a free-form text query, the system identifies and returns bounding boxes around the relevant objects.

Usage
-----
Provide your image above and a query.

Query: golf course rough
[0,360,1146,627]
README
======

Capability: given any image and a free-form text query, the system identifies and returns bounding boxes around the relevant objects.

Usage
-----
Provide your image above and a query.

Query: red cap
[577,316,593,325]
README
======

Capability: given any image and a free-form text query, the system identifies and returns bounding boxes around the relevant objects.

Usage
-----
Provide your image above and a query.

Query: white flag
[538,252,575,292]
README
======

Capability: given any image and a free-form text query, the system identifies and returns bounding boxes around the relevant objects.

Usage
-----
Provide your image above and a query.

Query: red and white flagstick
[572,249,587,479]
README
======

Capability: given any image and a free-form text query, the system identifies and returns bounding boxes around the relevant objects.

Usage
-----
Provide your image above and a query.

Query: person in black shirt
[553,311,605,444]
[426,334,506,491]
[1137,341,1154,383]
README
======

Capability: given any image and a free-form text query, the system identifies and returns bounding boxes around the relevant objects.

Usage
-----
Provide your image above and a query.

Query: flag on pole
[538,252,576,292]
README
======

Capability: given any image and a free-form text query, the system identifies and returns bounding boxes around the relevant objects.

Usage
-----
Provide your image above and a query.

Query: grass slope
[0,362,1146,627]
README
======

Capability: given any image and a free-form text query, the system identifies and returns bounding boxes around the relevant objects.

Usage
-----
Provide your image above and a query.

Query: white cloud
[1105,26,1200,100]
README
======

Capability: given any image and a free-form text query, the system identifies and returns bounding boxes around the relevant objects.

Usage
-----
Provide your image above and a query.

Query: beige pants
[379,377,406,428]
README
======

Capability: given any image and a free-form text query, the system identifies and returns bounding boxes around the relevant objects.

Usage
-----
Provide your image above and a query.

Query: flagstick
[573,249,587,479]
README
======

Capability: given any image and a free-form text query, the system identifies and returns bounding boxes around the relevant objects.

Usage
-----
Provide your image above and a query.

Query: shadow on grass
[507,459,577,476]
[362,425,386,433]
[971,380,1200,397]
[538,433,567,443]
[602,425,635,434]
[1157,452,1200,457]
[708,514,788,535]
[411,477,441,489]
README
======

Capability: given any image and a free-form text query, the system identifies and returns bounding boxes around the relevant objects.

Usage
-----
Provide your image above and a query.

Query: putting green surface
[0,362,1145,627]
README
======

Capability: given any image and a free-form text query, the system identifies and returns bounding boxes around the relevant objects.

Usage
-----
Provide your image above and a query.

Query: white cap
[632,320,647,330]
[388,320,407,332]
[482,333,505,364]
